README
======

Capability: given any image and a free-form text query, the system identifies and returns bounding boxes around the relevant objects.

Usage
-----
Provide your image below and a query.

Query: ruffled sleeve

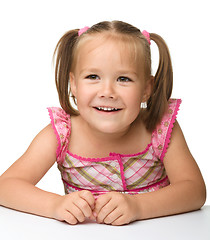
[47,107,71,164]
[151,99,181,162]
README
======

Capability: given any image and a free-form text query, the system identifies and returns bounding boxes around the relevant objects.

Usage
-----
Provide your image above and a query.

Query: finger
[96,199,116,223]
[69,203,86,222]
[63,211,78,225]
[103,208,122,225]
[79,190,95,210]
[111,215,130,226]
[75,197,93,218]
[94,194,112,217]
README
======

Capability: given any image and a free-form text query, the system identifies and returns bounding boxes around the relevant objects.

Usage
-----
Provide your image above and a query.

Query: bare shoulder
[0,124,58,184]
[164,120,205,185]
[27,124,58,157]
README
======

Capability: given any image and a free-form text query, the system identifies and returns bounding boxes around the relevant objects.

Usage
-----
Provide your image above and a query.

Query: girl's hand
[93,192,140,225]
[52,190,95,225]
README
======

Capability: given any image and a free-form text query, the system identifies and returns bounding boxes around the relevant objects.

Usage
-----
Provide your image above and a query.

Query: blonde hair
[54,20,173,131]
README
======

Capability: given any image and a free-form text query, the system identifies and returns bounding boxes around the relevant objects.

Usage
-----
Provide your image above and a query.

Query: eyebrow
[79,68,138,77]
[116,70,138,76]
[80,68,101,74]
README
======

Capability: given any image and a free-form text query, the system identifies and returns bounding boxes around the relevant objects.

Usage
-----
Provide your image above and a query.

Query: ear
[143,76,154,102]
[70,72,77,98]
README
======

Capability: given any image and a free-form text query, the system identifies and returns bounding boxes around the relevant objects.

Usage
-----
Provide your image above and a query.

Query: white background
[0,0,209,204]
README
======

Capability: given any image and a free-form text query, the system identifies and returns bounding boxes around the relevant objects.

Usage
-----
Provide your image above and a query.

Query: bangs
[102,32,151,79]
[72,31,151,79]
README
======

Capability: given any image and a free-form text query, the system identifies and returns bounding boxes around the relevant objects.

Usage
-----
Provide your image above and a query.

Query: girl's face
[70,35,150,136]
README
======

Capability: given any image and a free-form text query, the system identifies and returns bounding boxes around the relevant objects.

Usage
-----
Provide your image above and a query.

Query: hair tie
[142,30,151,45]
[78,26,90,36]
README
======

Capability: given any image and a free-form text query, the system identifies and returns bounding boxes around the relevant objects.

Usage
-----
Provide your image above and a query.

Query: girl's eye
[86,75,100,80]
[117,76,132,82]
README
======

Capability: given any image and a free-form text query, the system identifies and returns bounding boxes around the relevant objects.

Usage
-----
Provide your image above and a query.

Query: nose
[98,80,116,99]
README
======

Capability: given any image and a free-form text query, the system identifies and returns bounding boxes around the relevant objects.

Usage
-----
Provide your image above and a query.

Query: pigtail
[53,29,79,115]
[145,33,173,131]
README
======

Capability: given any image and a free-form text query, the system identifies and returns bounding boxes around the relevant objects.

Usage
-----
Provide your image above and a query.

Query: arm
[94,121,206,225]
[0,124,95,224]
[136,120,206,219]
[0,124,59,217]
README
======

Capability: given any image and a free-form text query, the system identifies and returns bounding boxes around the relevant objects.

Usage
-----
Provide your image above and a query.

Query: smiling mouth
[94,107,122,112]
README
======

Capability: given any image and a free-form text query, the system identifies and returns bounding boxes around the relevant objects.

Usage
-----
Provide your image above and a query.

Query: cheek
[76,85,93,108]
[123,88,142,107]
[124,87,144,120]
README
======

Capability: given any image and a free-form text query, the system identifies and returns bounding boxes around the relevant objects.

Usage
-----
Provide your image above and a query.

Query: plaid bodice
[48,99,181,198]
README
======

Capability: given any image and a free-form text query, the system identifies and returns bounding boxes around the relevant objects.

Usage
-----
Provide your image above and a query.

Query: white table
[0,205,209,240]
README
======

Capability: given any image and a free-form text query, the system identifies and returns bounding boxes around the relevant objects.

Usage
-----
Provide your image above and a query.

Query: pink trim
[47,108,61,159]
[116,155,127,191]
[60,113,71,165]
[110,143,152,158]
[160,99,182,161]
[67,150,119,162]
[66,143,152,163]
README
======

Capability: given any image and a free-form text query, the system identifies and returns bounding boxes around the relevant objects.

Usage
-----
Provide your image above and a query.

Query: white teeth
[97,107,118,111]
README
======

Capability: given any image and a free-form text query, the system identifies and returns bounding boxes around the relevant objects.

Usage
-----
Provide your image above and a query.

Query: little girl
[0,20,206,226]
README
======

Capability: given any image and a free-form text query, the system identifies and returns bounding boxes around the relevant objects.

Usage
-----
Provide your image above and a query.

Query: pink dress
[48,99,181,198]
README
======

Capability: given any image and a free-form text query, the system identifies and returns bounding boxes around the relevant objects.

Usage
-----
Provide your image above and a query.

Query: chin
[95,123,129,135]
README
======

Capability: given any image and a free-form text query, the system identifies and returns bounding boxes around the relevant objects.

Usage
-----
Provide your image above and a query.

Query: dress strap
[47,107,71,164]
[151,99,182,161]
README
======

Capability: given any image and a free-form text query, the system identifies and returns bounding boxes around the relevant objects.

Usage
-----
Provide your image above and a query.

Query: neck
[92,127,131,144]
[78,115,142,147]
